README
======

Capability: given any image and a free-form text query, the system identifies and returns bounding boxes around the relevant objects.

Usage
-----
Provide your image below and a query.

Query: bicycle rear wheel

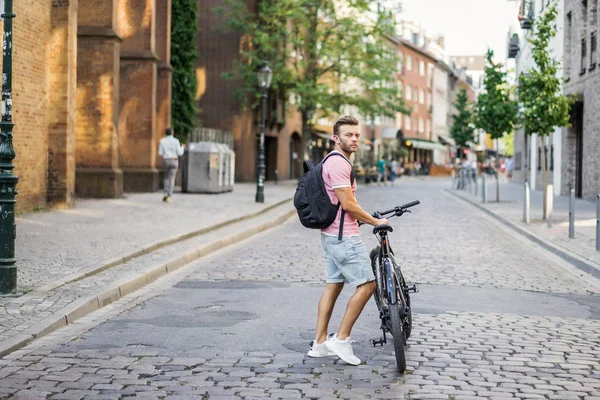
[388,302,407,373]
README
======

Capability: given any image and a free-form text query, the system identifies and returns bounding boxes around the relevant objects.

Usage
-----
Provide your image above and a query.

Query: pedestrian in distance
[307,115,389,366]
[377,157,387,186]
[389,159,399,186]
[158,128,185,203]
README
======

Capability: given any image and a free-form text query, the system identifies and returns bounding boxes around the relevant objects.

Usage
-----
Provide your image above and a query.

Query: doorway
[289,132,301,179]
[574,101,584,198]
[265,136,278,181]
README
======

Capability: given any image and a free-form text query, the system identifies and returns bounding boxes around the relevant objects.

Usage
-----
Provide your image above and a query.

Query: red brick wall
[47,0,77,207]
[118,0,157,170]
[156,0,172,144]
[76,36,121,168]
[399,43,435,142]
[0,0,52,212]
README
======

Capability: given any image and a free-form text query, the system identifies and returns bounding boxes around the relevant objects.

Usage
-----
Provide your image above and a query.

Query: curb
[0,207,296,358]
[30,197,294,294]
[446,189,600,280]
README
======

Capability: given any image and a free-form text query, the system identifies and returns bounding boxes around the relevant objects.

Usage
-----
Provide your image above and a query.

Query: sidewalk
[449,178,600,279]
[1,182,297,356]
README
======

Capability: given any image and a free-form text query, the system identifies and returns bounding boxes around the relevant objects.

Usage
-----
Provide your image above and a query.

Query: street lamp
[255,61,272,203]
[0,0,18,294]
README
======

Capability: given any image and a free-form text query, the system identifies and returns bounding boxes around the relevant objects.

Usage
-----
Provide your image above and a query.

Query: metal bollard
[569,188,575,239]
[596,194,599,252]
[474,171,478,196]
[451,169,455,188]
[546,184,553,228]
[524,182,530,224]
[482,174,488,203]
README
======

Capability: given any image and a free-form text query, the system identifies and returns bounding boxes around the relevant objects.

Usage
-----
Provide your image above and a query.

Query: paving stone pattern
[0,181,599,399]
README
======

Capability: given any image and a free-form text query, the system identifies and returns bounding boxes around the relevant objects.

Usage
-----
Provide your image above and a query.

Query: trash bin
[182,141,230,193]
[215,143,235,192]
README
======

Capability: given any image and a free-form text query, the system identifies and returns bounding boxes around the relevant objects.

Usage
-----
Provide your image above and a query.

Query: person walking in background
[389,159,399,186]
[377,157,387,186]
[158,128,185,203]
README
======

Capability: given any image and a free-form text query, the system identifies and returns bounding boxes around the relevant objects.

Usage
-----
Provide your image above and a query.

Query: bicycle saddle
[373,224,393,234]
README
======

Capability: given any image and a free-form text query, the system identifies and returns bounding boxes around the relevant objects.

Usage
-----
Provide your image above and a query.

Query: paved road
[1,180,599,399]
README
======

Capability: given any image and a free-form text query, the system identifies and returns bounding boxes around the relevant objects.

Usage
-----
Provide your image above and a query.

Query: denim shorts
[321,234,375,287]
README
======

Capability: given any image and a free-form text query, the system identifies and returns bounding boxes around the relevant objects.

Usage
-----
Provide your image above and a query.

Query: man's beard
[339,141,356,154]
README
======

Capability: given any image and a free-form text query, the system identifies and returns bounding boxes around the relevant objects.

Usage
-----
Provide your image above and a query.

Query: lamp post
[0,0,18,294]
[255,61,272,203]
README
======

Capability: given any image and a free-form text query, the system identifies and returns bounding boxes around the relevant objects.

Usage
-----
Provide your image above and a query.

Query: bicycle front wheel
[389,302,407,373]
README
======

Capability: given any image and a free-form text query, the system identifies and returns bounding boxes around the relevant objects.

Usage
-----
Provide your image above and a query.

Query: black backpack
[294,152,355,240]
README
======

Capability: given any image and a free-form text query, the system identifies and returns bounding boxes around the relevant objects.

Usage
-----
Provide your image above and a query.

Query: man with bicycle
[308,115,389,365]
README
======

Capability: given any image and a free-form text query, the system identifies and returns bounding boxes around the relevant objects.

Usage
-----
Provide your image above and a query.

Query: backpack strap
[323,152,355,241]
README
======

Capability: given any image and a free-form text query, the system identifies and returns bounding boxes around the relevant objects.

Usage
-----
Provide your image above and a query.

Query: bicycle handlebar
[358,200,420,226]
[375,200,420,218]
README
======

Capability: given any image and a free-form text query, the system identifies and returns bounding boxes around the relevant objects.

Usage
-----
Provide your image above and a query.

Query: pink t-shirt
[321,151,360,237]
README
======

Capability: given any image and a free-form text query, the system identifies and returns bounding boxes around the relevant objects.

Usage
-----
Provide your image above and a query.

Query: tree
[450,88,475,157]
[219,0,408,162]
[171,0,199,141]
[503,131,514,157]
[474,49,519,202]
[517,0,572,218]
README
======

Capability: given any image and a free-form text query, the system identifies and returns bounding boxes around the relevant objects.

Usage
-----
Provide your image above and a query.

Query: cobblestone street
[0,180,599,399]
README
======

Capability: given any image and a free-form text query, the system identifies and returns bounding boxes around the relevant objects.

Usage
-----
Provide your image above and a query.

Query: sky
[395,0,518,61]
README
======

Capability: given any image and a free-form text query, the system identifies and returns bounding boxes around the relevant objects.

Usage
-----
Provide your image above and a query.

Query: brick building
[562,0,600,200]
[397,39,443,165]
[0,0,172,212]
[197,0,303,183]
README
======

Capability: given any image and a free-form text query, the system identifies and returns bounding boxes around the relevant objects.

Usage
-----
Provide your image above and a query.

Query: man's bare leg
[336,281,376,340]
[315,283,344,344]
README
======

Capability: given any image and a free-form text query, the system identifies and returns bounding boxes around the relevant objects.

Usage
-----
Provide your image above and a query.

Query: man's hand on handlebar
[376,218,389,226]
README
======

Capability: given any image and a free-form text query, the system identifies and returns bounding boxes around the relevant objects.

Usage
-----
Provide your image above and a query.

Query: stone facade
[562,0,600,200]
[0,0,172,212]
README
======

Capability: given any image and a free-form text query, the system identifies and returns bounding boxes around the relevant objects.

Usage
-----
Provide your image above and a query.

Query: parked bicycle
[359,200,420,373]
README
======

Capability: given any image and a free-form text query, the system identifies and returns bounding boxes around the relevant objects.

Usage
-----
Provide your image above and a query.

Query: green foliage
[517,0,572,138]
[171,0,199,140]
[450,88,475,148]
[503,131,514,157]
[218,0,408,121]
[474,49,518,140]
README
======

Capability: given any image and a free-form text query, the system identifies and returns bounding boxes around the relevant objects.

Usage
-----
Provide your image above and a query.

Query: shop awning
[437,134,455,146]
[312,131,334,141]
[381,127,400,139]
[406,139,448,151]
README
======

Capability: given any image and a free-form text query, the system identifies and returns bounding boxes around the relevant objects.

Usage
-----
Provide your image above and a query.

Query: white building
[507,0,565,195]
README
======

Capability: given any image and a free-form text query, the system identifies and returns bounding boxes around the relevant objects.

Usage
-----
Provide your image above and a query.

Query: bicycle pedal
[371,338,385,347]
[407,284,419,293]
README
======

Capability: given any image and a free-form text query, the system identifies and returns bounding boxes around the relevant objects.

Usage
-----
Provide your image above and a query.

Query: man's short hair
[333,115,359,137]
[165,128,173,136]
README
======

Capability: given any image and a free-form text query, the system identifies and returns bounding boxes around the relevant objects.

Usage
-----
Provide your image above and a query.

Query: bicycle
[360,200,420,373]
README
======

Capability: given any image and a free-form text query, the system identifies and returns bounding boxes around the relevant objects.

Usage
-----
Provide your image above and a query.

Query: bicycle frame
[375,232,409,314]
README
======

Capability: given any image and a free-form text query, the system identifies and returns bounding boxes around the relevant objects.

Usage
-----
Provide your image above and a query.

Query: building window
[406,85,412,100]
[418,118,424,134]
[406,55,412,71]
[405,115,411,130]
[566,12,572,79]
[419,89,425,104]
[593,0,599,26]
[550,145,554,171]
[425,119,430,136]
[419,60,425,76]
[581,38,588,74]
[591,31,597,69]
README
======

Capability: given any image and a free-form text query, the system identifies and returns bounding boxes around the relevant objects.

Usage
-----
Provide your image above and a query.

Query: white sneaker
[325,335,361,365]
[307,340,337,357]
